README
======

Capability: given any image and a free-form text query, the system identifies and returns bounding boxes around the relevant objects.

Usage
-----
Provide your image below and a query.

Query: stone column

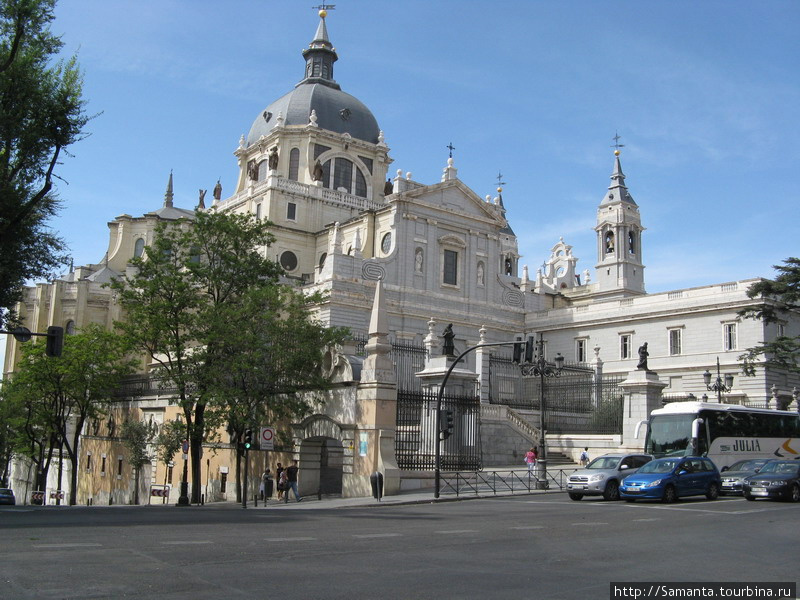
[620,369,667,449]
[474,325,491,404]
[352,280,400,497]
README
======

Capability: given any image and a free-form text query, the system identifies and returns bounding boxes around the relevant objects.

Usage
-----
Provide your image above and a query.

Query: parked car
[720,459,775,496]
[0,488,15,505]
[619,457,721,503]
[742,460,800,502]
[567,453,652,501]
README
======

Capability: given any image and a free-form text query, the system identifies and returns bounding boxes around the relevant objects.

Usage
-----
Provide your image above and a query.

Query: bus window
[645,414,696,457]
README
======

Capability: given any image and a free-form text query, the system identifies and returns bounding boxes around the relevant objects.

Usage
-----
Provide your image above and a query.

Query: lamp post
[703,357,734,403]
[519,335,564,489]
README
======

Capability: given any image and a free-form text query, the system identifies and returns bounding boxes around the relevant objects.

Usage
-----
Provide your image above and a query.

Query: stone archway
[294,415,353,498]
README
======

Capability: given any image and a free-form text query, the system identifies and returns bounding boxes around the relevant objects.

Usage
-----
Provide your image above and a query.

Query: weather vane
[611,131,625,151]
[447,142,455,158]
[312,3,336,11]
[496,171,506,189]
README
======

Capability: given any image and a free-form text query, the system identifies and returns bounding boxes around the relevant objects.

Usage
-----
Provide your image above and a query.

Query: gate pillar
[620,369,667,449]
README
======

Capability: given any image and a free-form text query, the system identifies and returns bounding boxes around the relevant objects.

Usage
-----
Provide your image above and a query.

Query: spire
[600,149,636,207]
[164,170,174,208]
[300,9,340,89]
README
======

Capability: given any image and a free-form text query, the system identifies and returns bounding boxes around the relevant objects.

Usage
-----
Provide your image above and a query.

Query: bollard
[370,471,384,501]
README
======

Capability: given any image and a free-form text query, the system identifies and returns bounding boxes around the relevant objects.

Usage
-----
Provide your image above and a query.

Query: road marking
[632,518,660,522]
[435,529,478,534]
[161,541,213,545]
[571,522,608,526]
[352,533,402,539]
[33,543,103,549]
[264,537,317,542]
[509,525,545,530]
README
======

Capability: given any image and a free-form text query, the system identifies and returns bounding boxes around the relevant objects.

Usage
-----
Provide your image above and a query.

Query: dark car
[619,457,721,503]
[0,488,15,505]
[720,458,775,496]
[742,460,800,502]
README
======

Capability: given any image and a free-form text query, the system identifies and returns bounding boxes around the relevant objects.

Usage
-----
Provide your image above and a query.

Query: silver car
[568,453,652,501]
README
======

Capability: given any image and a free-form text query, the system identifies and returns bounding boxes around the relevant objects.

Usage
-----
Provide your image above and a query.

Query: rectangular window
[575,339,587,363]
[167,465,173,485]
[620,334,631,360]
[287,202,296,221]
[333,157,353,193]
[443,249,458,286]
[723,323,737,351]
[117,457,123,477]
[220,472,228,494]
[86,453,92,471]
[777,323,786,338]
[668,328,682,356]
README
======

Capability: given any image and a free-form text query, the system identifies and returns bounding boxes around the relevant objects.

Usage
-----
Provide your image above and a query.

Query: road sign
[260,427,275,450]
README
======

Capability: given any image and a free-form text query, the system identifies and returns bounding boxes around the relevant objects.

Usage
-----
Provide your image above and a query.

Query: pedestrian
[278,468,288,500]
[284,459,301,503]
[580,447,590,466]
[525,447,537,473]
[260,469,272,500]
[275,462,284,501]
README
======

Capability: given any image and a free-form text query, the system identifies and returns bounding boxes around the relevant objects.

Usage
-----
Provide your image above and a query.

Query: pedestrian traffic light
[439,409,454,440]
[512,336,523,364]
[46,326,64,357]
[524,335,535,363]
[243,429,252,450]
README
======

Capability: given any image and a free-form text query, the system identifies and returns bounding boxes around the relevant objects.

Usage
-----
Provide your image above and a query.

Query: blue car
[619,457,721,503]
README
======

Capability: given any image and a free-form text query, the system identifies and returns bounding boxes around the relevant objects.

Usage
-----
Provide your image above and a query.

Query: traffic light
[46,326,64,357]
[524,336,535,363]
[439,409,454,440]
[243,429,253,450]
[512,336,523,363]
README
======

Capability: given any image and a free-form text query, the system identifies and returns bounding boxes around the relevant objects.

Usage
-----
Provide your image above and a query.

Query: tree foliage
[120,419,152,505]
[739,257,800,376]
[0,0,90,328]
[1,323,134,503]
[112,211,346,503]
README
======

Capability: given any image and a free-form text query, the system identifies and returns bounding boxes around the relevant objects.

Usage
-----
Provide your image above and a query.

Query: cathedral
[3,10,797,504]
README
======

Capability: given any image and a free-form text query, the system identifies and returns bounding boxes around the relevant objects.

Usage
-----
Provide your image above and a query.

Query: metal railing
[438,467,578,497]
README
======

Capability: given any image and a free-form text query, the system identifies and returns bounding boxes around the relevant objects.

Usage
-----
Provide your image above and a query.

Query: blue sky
[44,0,799,291]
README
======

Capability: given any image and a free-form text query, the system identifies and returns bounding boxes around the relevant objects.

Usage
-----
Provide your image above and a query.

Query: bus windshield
[645,414,699,457]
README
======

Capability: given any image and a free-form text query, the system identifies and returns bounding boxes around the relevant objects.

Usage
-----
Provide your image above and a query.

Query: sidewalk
[245,465,573,510]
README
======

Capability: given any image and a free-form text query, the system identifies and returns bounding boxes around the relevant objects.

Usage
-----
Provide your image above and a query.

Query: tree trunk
[190,403,206,504]
[134,467,140,505]
[234,438,242,503]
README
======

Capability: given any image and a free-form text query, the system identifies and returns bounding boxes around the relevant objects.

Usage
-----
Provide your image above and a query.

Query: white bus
[639,401,800,471]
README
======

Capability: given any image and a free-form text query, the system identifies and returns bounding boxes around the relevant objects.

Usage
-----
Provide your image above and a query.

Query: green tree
[0,0,90,328]
[120,419,152,505]
[112,211,283,504]
[208,285,346,501]
[153,419,184,494]
[739,258,800,377]
[2,324,134,504]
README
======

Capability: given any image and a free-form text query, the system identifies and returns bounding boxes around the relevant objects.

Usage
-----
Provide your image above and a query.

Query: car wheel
[744,492,755,501]
[790,484,800,503]
[705,482,719,501]
[662,485,678,503]
[568,492,583,501]
[603,480,620,501]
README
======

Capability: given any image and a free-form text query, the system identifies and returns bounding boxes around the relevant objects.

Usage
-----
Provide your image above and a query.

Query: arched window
[257,160,268,181]
[133,238,145,259]
[320,158,368,198]
[605,231,615,254]
[318,252,327,270]
[628,231,636,255]
[334,157,353,192]
[288,148,300,181]
[65,320,76,335]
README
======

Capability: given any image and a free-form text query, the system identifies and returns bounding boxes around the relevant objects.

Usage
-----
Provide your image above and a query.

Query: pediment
[399,179,506,227]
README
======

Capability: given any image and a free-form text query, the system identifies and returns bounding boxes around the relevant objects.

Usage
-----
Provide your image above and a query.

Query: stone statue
[213,179,222,201]
[268,147,279,170]
[383,178,393,195]
[477,262,485,286]
[312,160,324,182]
[415,248,423,273]
[442,323,455,357]
[247,160,259,181]
[637,342,649,370]
[197,189,206,209]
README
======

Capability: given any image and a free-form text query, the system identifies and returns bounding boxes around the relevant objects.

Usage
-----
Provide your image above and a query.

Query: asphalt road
[1,494,797,600]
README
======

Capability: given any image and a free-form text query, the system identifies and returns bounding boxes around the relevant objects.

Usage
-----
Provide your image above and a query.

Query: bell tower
[594,146,645,298]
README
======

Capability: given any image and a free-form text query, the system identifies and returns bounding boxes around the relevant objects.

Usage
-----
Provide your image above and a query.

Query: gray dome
[247,82,380,146]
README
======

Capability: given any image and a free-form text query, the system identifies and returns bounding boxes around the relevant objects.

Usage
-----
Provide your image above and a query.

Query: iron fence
[488,353,624,434]
[439,467,578,496]
[396,389,482,471]
[350,332,427,392]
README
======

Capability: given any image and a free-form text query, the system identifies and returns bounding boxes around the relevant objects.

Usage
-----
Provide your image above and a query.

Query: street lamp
[703,357,734,403]
[519,335,564,488]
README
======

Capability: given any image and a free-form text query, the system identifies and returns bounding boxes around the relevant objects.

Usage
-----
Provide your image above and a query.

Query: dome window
[288,148,300,181]
[133,238,145,259]
[321,157,368,198]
